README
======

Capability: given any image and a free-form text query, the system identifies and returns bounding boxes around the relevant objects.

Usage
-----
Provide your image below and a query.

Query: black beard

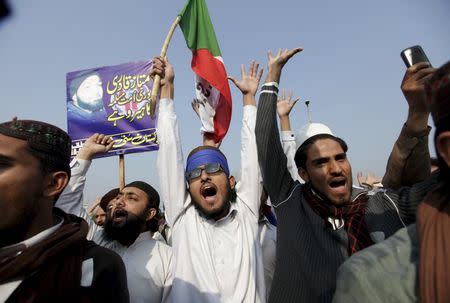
[191,185,232,221]
[103,210,146,246]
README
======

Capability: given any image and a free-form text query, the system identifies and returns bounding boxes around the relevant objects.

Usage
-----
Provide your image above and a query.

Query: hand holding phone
[400,45,431,67]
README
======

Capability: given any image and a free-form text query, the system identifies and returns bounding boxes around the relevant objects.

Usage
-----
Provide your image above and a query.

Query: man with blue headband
[154,56,266,302]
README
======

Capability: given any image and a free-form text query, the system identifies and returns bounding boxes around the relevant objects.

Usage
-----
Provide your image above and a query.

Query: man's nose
[329,160,342,174]
[200,168,209,180]
[115,196,125,207]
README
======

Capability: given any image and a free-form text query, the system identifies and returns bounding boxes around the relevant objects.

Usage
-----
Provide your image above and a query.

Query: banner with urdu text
[66,60,158,159]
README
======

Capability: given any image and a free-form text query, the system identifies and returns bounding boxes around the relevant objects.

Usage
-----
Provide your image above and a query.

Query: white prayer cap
[295,122,334,149]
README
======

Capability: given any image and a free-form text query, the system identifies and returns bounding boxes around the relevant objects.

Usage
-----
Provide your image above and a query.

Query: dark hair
[0,120,72,203]
[294,134,348,169]
[124,181,160,232]
[100,188,120,211]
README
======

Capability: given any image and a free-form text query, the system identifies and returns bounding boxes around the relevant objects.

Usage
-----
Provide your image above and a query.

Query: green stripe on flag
[179,0,221,57]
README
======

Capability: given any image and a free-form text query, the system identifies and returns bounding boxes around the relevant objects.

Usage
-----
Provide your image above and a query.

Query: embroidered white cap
[295,122,334,149]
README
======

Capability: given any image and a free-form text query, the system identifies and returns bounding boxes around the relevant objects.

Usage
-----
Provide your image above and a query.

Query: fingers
[227,76,239,87]
[414,67,436,82]
[151,56,166,78]
[251,61,258,78]
[408,62,431,73]
[88,133,100,142]
[105,138,115,151]
[240,64,245,79]
[257,67,264,82]
[288,47,303,58]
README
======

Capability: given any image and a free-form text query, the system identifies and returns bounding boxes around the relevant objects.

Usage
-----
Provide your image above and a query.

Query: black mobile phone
[400,45,431,67]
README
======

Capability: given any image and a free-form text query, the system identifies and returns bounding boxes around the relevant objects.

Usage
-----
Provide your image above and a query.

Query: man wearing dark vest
[255,48,437,302]
[0,119,129,302]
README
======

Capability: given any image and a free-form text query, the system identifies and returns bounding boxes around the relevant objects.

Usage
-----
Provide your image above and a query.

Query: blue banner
[66,60,158,158]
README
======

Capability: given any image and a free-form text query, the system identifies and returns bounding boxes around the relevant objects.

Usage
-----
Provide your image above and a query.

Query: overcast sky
[1,0,449,205]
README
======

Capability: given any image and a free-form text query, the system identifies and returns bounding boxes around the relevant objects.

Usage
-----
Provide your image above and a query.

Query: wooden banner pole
[149,16,182,116]
[119,154,125,190]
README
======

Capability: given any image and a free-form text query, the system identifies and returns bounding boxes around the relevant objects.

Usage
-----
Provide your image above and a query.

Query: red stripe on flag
[191,48,232,142]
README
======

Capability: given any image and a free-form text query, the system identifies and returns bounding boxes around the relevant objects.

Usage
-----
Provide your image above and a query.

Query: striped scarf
[303,186,373,255]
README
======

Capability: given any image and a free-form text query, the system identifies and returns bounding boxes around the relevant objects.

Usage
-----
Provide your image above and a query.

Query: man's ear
[44,171,69,198]
[146,208,157,221]
[229,175,236,190]
[436,131,450,168]
[298,167,310,183]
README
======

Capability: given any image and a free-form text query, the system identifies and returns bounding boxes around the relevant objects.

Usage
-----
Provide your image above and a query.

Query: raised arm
[154,57,189,227]
[382,62,435,189]
[228,61,264,215]
[383,171,439,225]
[255,48,302,206]
[56,133,113,216]
[277,90,302,182]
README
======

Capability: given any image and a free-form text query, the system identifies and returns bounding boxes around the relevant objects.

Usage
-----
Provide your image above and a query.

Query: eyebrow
[121,191,139,197]
[311,156,329,165]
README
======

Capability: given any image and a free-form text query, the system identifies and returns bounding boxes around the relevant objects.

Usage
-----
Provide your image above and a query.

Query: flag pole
[119,154,125,190]
[305,100,312,123]
[150,16,182,116]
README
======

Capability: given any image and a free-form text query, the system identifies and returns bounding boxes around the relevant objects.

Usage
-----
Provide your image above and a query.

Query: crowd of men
[0,48,449,303]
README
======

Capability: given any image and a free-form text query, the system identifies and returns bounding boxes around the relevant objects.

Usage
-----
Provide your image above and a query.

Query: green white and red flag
[179,0,232,142]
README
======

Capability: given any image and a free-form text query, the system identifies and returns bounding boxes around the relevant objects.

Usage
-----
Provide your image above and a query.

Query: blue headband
[186,149,230,177]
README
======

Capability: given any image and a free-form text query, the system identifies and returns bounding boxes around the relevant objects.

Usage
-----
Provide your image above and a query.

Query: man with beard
[155,56,266,302]
[255,48,438,302]
[56,134,173,303]
[332,60,450,303]
[0,119,129,302]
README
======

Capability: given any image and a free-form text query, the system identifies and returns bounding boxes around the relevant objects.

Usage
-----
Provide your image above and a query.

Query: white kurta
[156,99,265,303]
[56,159,173,303]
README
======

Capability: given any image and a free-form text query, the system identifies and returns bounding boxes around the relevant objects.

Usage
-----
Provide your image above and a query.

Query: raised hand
[77,133,114,160]
[266,47,303,83]
[357,171,382,189]
[402,62,435,112]
[228,60,264,98]
[357,171,367,188]
[151,56,174,99]
[277,89,299,118]
[151,56,174,86]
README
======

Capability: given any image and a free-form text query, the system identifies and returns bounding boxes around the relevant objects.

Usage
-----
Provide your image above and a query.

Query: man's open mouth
[329,179,346,188]
[112,208,127,223]
[201,184,218,201]
[329,178,347,193]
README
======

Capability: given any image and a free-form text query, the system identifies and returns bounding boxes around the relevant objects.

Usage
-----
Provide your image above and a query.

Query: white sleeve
[281,131,303,183]
[156,98,190,227]
[56,158,92,216]
[235,105,262,216]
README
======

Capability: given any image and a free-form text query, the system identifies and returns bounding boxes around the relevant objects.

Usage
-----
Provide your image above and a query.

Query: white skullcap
[295,123,334,149]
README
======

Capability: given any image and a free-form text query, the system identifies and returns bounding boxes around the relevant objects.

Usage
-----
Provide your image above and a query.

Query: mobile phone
[400,45,431,67]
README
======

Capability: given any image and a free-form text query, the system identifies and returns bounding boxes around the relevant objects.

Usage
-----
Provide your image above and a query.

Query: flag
[179,0,232,142]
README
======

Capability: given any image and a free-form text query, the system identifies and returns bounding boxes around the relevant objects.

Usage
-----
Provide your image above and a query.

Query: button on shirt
[157,99,265,303]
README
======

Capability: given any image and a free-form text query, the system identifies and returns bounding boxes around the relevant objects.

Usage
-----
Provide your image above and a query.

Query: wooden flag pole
[150,16,182,116]
[119,154,125,190]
